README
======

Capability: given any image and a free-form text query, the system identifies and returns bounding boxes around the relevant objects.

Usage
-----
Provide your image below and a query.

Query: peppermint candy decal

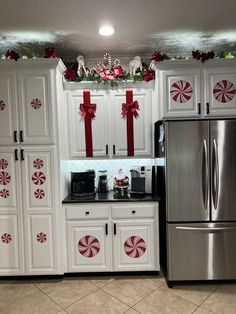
[213,80,236,103]
[124,236,146,258]
[32,172,46,185]
[0,159,8,170]
[31,98,42,110]
[0,172,11,185]
[1,233,12,244]
[33,158,44,169]
[78,235,100,258]
[0,189,9,198]
[36,232,47,243]
[170,80,193,103]
[0,100,6,111]
[34,188,45,199]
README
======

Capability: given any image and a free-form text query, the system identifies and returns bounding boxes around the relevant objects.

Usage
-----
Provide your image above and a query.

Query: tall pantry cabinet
[0,59,66,275]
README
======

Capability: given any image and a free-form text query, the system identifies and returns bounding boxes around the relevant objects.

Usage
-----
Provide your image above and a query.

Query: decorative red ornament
[0,171,11,185]
[151,51,168,63]
[5,50,20,61]
[192,50,215,63]
[33,158,44,169]
[34,188,45,199]
[44,47,57,59]
[32,172,46,185]
[0,189,9,198]
[170,80,193,103]
[143,69,155,82]
[124,236,146,258]
[78,235,100,258]
[31,98,42,110]
[1,233,12,244]
[80,91,96,157]
[0,100,6,111]
[64,69,77,81]
[122,90,139,156]
[0,159,8,170]
[36,232,47,243]
[213,80,236,103]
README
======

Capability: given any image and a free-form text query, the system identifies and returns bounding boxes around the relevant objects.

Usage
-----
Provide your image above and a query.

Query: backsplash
[61,158,162,192]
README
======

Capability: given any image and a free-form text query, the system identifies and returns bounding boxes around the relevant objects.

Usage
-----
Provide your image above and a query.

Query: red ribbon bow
[80,103,96,119]
[122,100,139,118]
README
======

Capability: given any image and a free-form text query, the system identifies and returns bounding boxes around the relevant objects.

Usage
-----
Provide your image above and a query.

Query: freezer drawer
[167,223,236,281]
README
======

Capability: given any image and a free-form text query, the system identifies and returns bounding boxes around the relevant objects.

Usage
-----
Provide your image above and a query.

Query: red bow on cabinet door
[80,91,96,157]
[122,90,139,156]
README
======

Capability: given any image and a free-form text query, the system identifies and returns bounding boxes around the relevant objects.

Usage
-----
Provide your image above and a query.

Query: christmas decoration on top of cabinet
[4,50,20,61]
[80,90,97,157]
[44,47,57,58]
[192,50,215,62]
[122,90,140,156]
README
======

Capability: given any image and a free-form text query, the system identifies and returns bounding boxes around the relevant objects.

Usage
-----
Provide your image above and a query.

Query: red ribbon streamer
[122,90,139,156]
[80,91,96,157]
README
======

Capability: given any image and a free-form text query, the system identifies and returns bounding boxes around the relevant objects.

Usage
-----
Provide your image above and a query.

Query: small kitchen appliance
[130,166,155,195]
[71,170,95,197]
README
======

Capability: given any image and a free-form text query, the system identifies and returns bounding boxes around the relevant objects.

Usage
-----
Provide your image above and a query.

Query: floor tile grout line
[194,285,220,313]
[33,283,65,311]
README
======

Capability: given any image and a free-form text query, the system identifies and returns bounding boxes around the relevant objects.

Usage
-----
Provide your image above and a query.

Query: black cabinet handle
[106,144,108,155]
[113,145,116,155]
[206,103,209,114]
[114,223,116,235]
[14,149,18,161]
[132,210,136,214]
[14,131,18,143]
[198,103,201,115]
[20,131,24,143]
[105,223,108,235]
[20,149,24,161]
[85,211,90,215]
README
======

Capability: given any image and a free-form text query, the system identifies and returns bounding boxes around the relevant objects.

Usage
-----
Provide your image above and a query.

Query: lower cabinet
[64,202,159,273]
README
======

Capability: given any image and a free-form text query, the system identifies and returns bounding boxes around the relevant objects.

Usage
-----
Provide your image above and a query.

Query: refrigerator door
[166,121,210,221]
[211,120,236,221]
[167,223,236,280]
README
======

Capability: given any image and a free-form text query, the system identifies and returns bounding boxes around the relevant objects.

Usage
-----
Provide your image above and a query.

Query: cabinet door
[0,215,24,275]
[20,147,56,213]
[204,67,236,116]
[113,220,156,271]
[158,68,201,118]
[17,70,54,144]
[110,89,152,157]
[68,91,110,158]
[0,147,21,212]
[66,220,111,272]
[25,214,57,274]
[0,71,18,145]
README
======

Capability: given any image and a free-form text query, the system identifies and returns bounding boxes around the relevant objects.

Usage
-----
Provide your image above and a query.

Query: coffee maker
[71,170,95,197]
[130,166,155,195]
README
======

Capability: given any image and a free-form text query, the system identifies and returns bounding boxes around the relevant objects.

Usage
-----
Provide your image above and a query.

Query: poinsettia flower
[44,47,57,58]
[64,69,77,81]
[5,50,20,61]
[114,67,123,77]
[143,70,155,82]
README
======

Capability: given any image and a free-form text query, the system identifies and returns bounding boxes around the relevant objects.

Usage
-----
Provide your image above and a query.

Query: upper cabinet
[155,59,236,119]
[0,59,65,145]
[66,83,153,158]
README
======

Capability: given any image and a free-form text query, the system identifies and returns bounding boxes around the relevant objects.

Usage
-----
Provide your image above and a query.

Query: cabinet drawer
[111,204,156,219]
[65,205,109,220]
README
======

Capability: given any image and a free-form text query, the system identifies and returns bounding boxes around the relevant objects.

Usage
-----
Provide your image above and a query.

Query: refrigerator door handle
[176,226,236,232]
[203,140,208,210]
[213,139,219,209]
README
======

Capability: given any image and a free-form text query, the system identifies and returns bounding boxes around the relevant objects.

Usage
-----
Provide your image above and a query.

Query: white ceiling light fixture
[99,25,115,36]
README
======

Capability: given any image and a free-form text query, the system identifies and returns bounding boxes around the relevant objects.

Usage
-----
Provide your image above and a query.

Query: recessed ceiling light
[99,25,115,36]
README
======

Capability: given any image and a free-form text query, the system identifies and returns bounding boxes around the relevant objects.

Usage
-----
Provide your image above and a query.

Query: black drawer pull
[113,145,116,155]
[14,131,18,143]
[206,102,209,114]
[85,211,90,215]
[132,210,136,214]
[105,223,108,235]
[20,130,24,143]
[106,144,108,155]
[114,223,116,235]
[197,103,201,115]
[14,149,18,161]
[20,149,24,161]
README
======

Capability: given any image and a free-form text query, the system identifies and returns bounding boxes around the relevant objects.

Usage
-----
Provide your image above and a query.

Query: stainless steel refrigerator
[155,119,236,288]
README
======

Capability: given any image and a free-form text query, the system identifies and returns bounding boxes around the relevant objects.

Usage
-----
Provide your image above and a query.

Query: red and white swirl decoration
[33,158,44,169]
[31,98,42,110]
[0,172,11,185]
[170,80,193,103]
[78,235,100,258]
[36,232,47,243]
[0,100,6,111]
[213,80,236,103]
[1,233,12,244]
[32,172,46,185]
[0,159,8,169]
[124,236,146,258]
[0,189,9,198]
[34,188,45,199]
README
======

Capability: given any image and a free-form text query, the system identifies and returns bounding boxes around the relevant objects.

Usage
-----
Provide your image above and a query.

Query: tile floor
[0,274,235,314]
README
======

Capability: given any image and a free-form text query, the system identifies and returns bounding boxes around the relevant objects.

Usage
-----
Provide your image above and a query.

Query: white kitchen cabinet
[66,84,153,158]
[0,66,56,145]
[64,202,159,273]
[155,59,236,119]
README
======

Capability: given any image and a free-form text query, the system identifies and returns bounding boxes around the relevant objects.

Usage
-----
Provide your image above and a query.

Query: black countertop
[62,191,160,204]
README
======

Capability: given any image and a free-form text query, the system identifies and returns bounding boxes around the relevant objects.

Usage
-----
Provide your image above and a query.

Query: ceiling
[1,0,236,62]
